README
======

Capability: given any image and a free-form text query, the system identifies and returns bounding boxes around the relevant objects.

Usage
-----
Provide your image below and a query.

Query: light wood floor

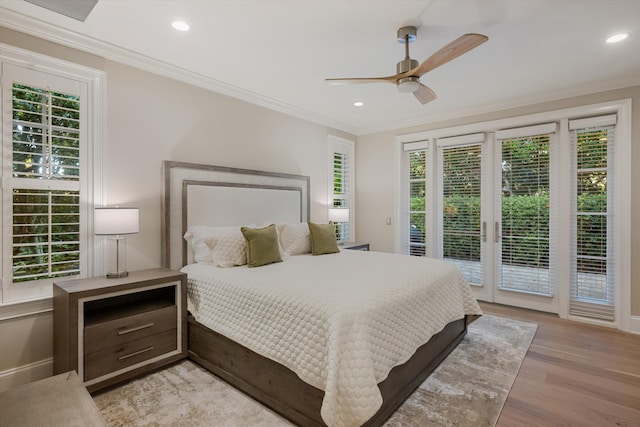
[479,302,640,427]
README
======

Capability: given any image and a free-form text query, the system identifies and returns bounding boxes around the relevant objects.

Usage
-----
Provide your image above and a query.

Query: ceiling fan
[325,27,488,105]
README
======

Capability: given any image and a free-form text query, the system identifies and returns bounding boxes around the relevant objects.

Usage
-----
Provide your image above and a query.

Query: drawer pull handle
[118,323,154,335]
[118,346,154,361]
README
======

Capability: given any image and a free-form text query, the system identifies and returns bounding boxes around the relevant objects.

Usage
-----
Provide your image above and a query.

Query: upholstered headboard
[162,161,310,270]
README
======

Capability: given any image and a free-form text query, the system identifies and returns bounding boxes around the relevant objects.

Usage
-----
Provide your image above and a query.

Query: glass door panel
[499,135,551,295]
[495,129,558,313]
[408,149,427,256]
[441,144,483,285]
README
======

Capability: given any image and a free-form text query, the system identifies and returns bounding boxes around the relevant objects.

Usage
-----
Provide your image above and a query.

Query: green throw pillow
[308,222,340,255]
[241,224,282,267]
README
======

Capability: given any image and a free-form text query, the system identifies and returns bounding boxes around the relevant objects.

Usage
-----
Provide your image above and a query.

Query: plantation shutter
[403,141,428,256]
[569,115,616,321]
[437,134,484,285]
[329,138,353,241]
[7,78,82,285]
[496,123,556,296]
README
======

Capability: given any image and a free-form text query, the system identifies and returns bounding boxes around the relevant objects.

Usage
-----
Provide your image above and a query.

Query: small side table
[341,242,370,251]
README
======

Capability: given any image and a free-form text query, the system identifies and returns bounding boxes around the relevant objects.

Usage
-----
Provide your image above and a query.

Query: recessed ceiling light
[171,20,190,32]
[606,33,628,43]
[353,101,364,107]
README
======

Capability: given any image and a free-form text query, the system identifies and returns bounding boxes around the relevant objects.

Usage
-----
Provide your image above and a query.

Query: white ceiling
[1,0,639,135]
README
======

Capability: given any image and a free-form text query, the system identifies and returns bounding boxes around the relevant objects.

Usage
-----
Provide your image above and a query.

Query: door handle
[482,222,487,242]
[495,221,501,243]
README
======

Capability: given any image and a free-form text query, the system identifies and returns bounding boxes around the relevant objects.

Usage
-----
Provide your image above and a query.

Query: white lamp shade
[328,208,350,223]
[95,207,139,235]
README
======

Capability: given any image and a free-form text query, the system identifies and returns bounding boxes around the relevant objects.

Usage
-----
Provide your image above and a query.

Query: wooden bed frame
[161,161,468,426]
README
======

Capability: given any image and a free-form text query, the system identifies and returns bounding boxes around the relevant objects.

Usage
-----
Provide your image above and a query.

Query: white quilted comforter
[182,250,482,427]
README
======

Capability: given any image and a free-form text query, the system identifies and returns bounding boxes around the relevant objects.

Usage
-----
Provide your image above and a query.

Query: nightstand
[53,268,187,392]
[341,242,370,251]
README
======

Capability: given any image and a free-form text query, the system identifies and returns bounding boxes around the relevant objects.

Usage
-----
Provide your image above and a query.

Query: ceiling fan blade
[325,76,398,85]
[409,33,488,77]
[413,83,437,105]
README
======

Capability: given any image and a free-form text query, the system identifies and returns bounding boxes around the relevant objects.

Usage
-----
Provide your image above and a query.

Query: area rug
[93,314,537,427]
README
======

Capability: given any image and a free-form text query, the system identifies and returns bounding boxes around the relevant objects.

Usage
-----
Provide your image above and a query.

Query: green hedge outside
[411,193,607,268]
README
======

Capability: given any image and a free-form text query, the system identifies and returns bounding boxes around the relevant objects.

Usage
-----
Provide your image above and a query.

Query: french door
[436,124,559,313]
[402,105,627,327]
[492,124,558,312]
[437,134,486,290]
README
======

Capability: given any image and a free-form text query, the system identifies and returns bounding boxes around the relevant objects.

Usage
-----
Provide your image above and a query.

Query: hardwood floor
[479,302,640,427]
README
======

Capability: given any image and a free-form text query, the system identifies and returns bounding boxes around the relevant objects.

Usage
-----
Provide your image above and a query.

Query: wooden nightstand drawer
[84,305,177,353]
[84,329,178,381]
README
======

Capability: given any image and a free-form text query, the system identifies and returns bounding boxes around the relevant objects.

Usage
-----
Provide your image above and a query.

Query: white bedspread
[182,250,482,427]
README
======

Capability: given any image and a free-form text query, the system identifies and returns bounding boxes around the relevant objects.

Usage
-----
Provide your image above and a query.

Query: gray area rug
[93,315,537,427]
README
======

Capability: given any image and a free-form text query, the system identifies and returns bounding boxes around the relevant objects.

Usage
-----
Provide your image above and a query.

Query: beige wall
[356,86,640,316]
[0,27,352,383]
[0,313,52,372]
[104,61,337,272]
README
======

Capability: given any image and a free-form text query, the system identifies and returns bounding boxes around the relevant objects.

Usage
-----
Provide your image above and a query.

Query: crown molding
[0,8,357,136]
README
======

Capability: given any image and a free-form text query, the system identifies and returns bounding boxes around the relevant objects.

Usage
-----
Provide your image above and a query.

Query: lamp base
[106,271,129,279]
[106,237,129,279]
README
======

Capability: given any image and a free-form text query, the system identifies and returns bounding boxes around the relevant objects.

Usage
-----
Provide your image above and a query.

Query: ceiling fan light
[397,77,420,93]
[606,33,628,43]
[171,20,190,32]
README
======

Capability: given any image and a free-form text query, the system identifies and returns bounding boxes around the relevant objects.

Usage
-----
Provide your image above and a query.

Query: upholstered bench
[0,371,107,426]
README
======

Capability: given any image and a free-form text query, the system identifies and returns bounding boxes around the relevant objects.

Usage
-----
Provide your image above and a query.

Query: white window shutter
[328,137,354,242]
[403,141,429,256]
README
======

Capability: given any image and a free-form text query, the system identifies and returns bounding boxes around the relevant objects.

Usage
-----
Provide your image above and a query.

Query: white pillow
[184,226,217,263]
[184,226,248,267]
[276,222,311,256]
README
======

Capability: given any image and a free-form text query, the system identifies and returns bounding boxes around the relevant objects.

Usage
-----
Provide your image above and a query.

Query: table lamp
[94,207,139,278]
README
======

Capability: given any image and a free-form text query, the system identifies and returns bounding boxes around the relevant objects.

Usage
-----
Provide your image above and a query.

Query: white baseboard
[631,316,640,335]
[0,358,53,392]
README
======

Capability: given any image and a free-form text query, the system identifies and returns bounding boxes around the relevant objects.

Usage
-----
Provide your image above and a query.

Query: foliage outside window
[441,145,481,263]
[11,83,81,283]
[501,135,551,271]
[570,122,614,320]
[332,152,347,206]
[407,148,427,256]
[575,127,608,298]
[436,141,483,285]
[498,133,552,296]
[329,138,353,242]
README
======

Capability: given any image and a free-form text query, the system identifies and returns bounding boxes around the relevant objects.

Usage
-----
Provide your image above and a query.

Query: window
[11,84,81,283]
[1,52,102,305]
[402,141,429,256]
[569,115,616,321]
[328,137,354,241]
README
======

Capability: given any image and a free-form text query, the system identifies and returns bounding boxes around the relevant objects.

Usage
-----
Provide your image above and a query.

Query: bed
[161,161,482,427]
